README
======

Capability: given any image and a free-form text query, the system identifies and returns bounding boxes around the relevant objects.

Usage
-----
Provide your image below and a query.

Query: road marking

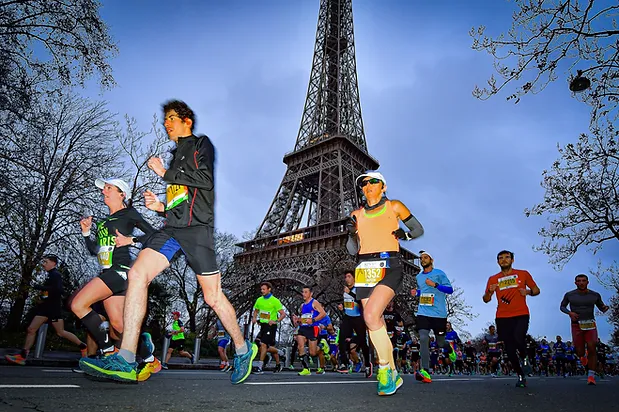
[0,385,79,388]
[246,381,374,385]
[42,369,73,373]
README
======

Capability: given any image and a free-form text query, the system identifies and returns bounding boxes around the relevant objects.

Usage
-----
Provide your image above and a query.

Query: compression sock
[368,325,396,370]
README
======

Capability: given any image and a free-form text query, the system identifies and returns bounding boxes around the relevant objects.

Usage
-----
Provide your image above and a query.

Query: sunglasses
[359,178,381,187]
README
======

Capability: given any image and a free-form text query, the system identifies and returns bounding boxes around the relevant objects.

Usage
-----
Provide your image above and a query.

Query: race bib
[166,184,189,210]
[354,260,387,287]
[97,245,114,268]
[301,313,313,325]
[419,293,435,306]
[259,311,271,321]
[489,342,497,350]
[498,275,518,290]
[217,331,225,338]
[344,300,355,310]
[579,319,596,331]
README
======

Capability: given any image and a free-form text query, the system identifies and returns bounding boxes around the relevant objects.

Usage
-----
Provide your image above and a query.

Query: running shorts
[415,315,447,334]
[170,339,185,351]
[570,322,598,348]
[217,338,230,348]
[257,323,277,347]
[99,268,128,296]
[144,225,218,275]
[35,301,62,322]
[355,255,403,300]
[298,326,319,341]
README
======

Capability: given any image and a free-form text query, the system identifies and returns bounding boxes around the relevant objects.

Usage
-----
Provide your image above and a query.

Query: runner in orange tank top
[345,171,423,396]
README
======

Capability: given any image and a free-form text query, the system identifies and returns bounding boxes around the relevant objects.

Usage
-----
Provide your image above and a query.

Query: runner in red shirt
[483,250,540,388]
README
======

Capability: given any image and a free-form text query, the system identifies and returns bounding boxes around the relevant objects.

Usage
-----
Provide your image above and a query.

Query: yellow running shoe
[137,358,162,382]
[298,368,311,376]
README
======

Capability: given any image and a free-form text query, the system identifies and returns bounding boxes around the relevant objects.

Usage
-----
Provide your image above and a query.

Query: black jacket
[163,134,215,228]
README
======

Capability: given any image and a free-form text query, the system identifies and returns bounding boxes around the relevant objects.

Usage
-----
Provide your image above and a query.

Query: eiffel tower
[230,0,420,322]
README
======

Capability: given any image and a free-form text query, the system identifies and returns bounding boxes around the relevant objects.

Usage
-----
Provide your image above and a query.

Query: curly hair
[162,99,196,131]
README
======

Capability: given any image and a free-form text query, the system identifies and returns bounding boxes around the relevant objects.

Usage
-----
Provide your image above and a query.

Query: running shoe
[377,365,397,396]
[252,367,264,374]
[395,370,403,391]
[298,368,311,376]
[161,363,168,370]
[587,375,596,385]
[79,353,138,383]
[72,367,85,374]
[140,332,156,361]
[288,365,295,371]
[321,339,329,356]
[274,363,283,373]
[137,357,162,382]
[316,368,325,374]
[337,364,349,374]
[230,340,258,385]
[364,363,373,378]
[448,349,457,363]
[416,369,432,383]
[222,364,232,372]
[523,357,532,376]
[219,363,227,370]
[354,361,363,373]
[5,354,26,366]
[516,375,527,388]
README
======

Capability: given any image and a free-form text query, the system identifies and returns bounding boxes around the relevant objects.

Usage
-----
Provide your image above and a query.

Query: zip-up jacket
[163,134,215,228]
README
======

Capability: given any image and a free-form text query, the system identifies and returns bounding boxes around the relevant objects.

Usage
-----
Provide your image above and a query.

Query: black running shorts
[170,339,185,351]
[257,323,277,347]
[297,326,319,341]
[415,315,447,334]
[99,268,128,296]
[144,225,218,275]
[35,301,62,322]
[355,256,403,300]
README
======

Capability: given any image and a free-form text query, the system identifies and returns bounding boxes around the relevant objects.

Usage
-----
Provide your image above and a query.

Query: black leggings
[339,315,370,366]
[496,315,529,376]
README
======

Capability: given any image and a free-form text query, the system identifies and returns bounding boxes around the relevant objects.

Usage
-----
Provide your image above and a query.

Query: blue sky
[85,0,618,341]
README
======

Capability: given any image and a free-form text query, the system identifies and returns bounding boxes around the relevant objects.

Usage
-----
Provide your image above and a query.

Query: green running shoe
[316,368,325,375]
[79,353,137,383]
[298,368,311,376]
[395,370,403,391]
[449,349,457,363]
[377,365,397,396]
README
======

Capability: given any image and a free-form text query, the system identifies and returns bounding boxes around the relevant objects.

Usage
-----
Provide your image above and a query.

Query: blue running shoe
[377,365,397,396]
[230,340,258,385]
[79,353,137,383]
[354,362,363,373]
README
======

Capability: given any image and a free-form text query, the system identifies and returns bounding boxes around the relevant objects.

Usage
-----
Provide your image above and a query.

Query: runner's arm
[163,137,215,190]
[132,209,157,244]
[313,301,327,322]
[392,200,424,239]
[434,271,453,294]
[559,294,571,315]
[277,309,287,323]
[594,294,610,313]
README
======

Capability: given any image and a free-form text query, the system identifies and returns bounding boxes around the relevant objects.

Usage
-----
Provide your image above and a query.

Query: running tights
[496,315,529,377]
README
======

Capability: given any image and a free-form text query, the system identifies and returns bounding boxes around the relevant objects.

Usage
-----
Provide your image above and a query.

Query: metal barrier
[161,336,170,362]
[283,347,290,368]
[193,337,201,364]
[33,324,49,359]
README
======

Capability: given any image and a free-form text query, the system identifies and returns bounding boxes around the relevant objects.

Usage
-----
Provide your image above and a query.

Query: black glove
[392,228,412,240]
[346,216,358,236]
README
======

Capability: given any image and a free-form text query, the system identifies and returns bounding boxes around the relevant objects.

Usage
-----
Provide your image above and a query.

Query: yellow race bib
[301,313,313,325]
[344,301,355,310]
[498,275,518,290]
[259,311,271,321]
[419,293,435,306]
[166,184,189,210]
[97,245,114,269]
[217,331,225,338]
[578,319,596,331]
[354,260,387,287]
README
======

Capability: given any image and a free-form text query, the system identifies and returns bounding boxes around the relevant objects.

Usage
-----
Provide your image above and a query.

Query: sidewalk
[0,347,222,369]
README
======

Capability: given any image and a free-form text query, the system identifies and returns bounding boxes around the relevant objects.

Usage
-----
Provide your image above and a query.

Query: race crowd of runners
[3,100,615,396]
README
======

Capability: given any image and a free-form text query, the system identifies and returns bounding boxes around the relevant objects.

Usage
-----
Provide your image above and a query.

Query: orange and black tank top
[352,200,400,254]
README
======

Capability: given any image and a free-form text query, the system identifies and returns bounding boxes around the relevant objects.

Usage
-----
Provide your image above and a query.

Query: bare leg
[197,273,244,350]
[121,249,169,354]
[51,320,84,346]
[24,316,49,351]
[103,295,125,333]
[166,348,173,364]
[70,278,113,318]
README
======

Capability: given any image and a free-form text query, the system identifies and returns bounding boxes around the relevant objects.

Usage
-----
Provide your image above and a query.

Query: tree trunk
[6,265,34,331]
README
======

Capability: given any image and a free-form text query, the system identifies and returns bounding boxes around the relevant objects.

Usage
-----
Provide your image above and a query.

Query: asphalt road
[0,366,616,412]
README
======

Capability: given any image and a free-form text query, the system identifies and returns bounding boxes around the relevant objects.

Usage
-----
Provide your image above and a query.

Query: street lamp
[569,70,591,93]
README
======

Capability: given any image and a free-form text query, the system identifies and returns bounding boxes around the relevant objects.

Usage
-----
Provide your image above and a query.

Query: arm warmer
[402,214,424,239]
[346,236,359,255]
[436,284,453,294]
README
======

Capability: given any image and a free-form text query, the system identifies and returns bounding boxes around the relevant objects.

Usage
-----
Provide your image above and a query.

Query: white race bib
[497,275,518,290]
[354,260,387,287]
[97,245,114,269]
[578,319,596,331]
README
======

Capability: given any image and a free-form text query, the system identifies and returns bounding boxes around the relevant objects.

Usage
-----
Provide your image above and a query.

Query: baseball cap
[355,171,386,187]
[95,178,131,200]
[419,250,433,260]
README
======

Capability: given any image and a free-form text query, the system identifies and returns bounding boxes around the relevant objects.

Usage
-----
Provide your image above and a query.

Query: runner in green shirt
[252,282,287,373]
[163,311,193,369]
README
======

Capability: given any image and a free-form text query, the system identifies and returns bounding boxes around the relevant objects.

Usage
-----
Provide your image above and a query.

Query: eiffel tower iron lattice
[230,0,420,322]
